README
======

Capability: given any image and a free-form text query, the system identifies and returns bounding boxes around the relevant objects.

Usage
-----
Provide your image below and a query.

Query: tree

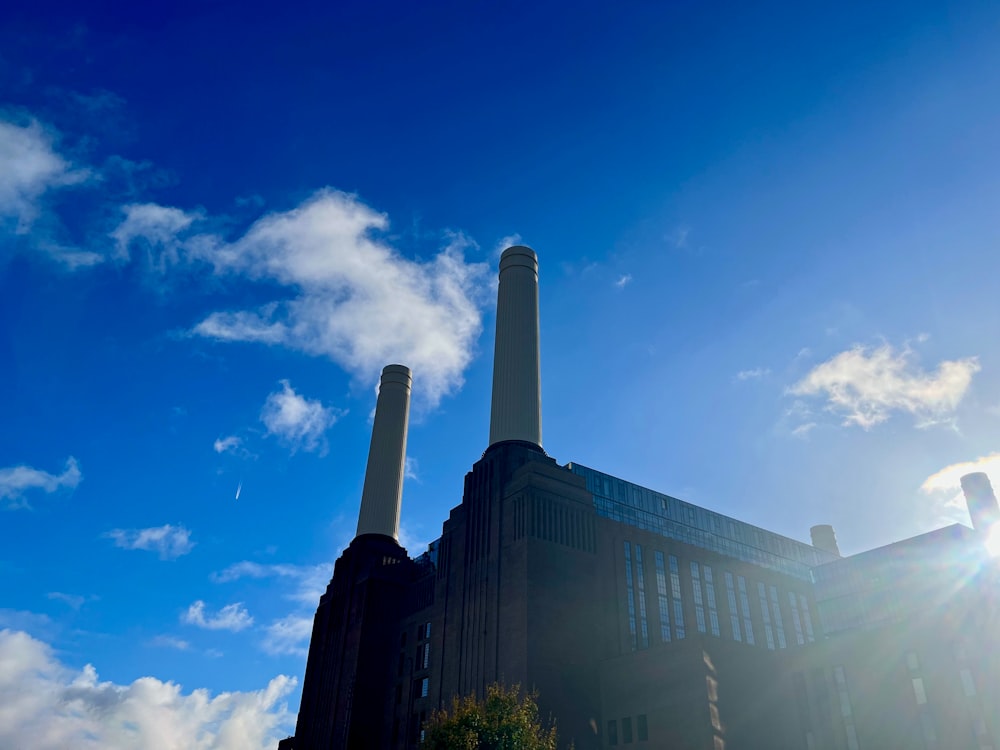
[422,682,558,750]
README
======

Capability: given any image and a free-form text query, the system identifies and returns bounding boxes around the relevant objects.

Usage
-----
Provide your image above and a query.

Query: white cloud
[921,453,1000,496]
[46,592,86,610]
[213,435,243,454]
[0,119,89,232]
[260,615,313,657]
[917,453,1000,526]
[735,367,770,381]
[791,422,817,439]
[493,233,522,260]
[104,524,195,559]
[148,635,191,651]
[404,456,419,481]
[614,273,632,289]
[0,629,293,750]
[110,202,199,270]
[211,561,330,607]
[260,380,340,454]
[789,343,980,429]
[0,457,82,508]
[186,189,489,408]
[182,601,254,632]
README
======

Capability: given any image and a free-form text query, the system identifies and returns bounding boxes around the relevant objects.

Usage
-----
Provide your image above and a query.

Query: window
[607,719,618,746]
[799,594,815,642]
[417,642,430,670]
[624,542,637,650]
[834,666,859,750]
[704,566,720,637]
[670,555,685,639]
[912,678,927,705]
[769,586,787,649]
[636,545,649,648]
[622,716,633,743]
[655,551,671,642]
[691,562,707,633]
[416,676,429,698]
[758,583,775,650]
[738,576,754,645]
[637,714,648,741]
[788,591,804,645]
[725,572,742,642]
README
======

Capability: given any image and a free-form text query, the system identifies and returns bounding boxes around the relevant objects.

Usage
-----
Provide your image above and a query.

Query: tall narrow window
[622,717,633,743]
[691,562,707,633]
[704,565,720,637]
[770,585,787,649]
[608,719,618,746]
[834,667,859,750]
[624,542,637,650]
[635,545,649,649]
[670,555,685,639]
[738,576,755,645]
[788,591,805,646]
[655,551,671,643]
[758,582,775,650]
[799,594,815,643]
[725,572,742,642]
[637,714,648,741]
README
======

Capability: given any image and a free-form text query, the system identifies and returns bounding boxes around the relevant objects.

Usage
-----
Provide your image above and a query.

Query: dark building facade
[280,247,1000,750]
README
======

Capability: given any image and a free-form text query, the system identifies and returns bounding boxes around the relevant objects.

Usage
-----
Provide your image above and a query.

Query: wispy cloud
[110,203,200,271]
[260,615,313,657]
[0,629,294,749]
[0,118,90,233]
[735,367,770,382]
[789,343,979,429]
[614,273,632,289]
[46,592,92,610]
[211,561,330,606]
[148,634,191,651]
[260,380,341,454]
[182,601,254,632]
[213,435,243,454]
[404,456,419,481]
[103,524,194,559]
[0,457,82,509]
[212,561,330,657]
[494,233,523,260]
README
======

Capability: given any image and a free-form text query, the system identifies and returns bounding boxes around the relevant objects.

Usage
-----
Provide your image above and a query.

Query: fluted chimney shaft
[961,472,999,533]
[356,364,412,540]
[489,246,542,448]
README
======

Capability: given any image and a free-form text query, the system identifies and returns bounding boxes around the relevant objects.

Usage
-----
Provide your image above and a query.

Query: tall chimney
[489,245,542,448]
[810,524,841,556]
[356,364,412,540]
[960,472,999,533]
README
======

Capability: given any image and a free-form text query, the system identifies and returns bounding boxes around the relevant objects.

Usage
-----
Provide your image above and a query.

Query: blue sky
[2,1,1000,746]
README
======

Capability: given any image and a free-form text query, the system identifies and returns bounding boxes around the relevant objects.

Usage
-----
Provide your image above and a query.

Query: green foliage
[422,682,558,750]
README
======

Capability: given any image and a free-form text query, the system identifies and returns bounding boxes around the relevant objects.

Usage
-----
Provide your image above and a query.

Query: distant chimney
[960,472,999,533]
[489,246,542,448]
[810,524,841,557]
[356,364,412,541]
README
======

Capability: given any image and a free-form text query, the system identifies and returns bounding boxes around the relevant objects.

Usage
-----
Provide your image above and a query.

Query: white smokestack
[356,364,412,540]
[961,472,999,533]
[489,246,542,448]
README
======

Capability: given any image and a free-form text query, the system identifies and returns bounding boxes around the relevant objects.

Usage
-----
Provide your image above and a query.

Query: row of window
[607,714,648,745]
[623,541,814,651]
[572,463,835,579]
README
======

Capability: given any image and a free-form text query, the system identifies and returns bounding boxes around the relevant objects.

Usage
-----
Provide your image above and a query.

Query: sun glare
[985,526,1000,558]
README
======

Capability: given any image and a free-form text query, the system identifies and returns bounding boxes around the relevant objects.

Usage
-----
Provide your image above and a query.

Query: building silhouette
[279,247,999,750]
